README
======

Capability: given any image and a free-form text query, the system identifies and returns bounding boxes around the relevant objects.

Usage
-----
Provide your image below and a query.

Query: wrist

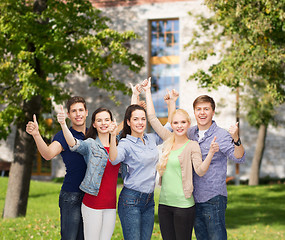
[233,138,241,146]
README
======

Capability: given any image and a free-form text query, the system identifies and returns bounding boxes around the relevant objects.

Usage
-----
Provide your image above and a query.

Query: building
[1,0,284,181]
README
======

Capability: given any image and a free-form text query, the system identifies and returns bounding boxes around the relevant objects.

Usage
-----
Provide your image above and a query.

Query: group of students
[26,77,245,240]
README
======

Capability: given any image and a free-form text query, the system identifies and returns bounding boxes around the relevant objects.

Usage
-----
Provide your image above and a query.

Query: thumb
[33,114,37,124]
[113,118,117,125]
[129,82,134,89]
[212,136,217,143]
[235,122,239,127]
[60,105,64,113]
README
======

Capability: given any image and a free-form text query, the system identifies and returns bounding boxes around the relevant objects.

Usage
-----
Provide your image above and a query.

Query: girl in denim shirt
[108,80,164,240]
[57,106,120,240]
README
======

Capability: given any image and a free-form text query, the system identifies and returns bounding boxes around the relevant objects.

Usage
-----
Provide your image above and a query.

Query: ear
[92,122,96,129]
[86,109,88,117]
[127,119,130,127]
[67,112,71,120]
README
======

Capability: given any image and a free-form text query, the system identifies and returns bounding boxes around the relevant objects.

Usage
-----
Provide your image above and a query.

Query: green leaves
[0,0,144,139]
[187,0,285,128]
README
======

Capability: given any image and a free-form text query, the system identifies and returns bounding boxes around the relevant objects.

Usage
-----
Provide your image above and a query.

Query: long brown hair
[121,104,146,139]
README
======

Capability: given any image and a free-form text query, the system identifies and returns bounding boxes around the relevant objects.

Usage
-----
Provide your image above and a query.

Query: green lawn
[0,177,284,239]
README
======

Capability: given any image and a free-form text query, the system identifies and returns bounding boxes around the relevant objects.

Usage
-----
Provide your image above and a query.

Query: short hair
[193,95,215,111]
[66,96,86,113]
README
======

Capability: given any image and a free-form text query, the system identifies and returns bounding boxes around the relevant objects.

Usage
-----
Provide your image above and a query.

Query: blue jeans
[118,187,155,240]
[59,190,84,240]
[194,195,227,240]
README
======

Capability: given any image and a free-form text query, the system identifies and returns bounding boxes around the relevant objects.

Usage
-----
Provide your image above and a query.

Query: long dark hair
[121,104,146,139]
[85,107,113,140]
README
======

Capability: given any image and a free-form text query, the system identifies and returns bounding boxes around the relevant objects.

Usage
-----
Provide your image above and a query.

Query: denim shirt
[111,133,163,193]
[188,121,246,203]
[70,137,110,196]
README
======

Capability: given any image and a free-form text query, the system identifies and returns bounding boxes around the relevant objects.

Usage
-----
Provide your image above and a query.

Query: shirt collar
[126,134,148,143]
[194,120,217,137]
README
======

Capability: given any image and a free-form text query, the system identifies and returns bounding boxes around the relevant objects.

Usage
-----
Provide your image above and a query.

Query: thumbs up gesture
[228,122,239,141]
[209,136,219,154]
[26,114,40,136]
[57,105,66,125]
[108,119,118,136]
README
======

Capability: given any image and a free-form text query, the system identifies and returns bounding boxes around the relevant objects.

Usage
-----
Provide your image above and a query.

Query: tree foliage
[0,0,144,139]
[186,0,285,127]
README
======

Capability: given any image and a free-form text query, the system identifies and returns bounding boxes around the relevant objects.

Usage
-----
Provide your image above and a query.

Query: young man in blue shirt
[166,92,245,240]
[26,96,88,240]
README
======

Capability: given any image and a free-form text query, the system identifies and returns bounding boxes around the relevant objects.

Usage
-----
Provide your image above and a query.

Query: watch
[234,138,241,146]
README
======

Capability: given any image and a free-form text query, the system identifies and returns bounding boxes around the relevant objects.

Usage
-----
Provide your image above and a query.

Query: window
[149,19,179,118]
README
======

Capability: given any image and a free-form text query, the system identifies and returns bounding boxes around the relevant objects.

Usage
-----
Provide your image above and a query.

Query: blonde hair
[156,109,191,176]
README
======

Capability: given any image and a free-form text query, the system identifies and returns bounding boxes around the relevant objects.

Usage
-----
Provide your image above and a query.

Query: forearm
[198,151,214,175]
[234,144,245,158]
[32,134,61,160]
[131,93,139,105]
[167,100,176,123]
[145,89,155,116]
[109,135,118,162]
[61,123,76,147]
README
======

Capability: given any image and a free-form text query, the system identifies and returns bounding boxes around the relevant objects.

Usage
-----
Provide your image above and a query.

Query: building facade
[1,0,284,181]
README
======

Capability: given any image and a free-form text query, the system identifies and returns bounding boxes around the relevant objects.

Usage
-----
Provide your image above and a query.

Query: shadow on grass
[226,185,285,229]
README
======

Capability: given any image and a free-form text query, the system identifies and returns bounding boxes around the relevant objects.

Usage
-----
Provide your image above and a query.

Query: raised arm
[26,114,62,160]
[164,89,179,123]
[57,105,76,147]
[142,77,155,117]
[130,82,143,105]
[108,119,118,162]
[228,122,245,158]
[142,77,171,141]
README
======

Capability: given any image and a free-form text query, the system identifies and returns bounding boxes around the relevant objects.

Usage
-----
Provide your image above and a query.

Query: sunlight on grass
[1,177,285,239]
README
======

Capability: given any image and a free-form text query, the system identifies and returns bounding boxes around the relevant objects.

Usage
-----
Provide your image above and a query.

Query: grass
[1,177,285,240]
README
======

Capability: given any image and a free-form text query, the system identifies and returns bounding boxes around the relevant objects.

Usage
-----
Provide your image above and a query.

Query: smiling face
[194,102,215,130]
[67,102,88,127]
[171,111,191,137]
[93,111,112,134]
[127,109,146,138]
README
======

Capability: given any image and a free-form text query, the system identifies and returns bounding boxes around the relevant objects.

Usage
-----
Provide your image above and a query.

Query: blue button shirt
[111,133,163,193]
[53,127,87,192]
[188,121,245,203]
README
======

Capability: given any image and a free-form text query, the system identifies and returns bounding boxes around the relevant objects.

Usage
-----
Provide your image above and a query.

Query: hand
[57,105,67,125]
[129,82,142,96]
[228,122,239,142]
[170,89,179,102]
[26,114,40,136]
[141,77,151,91]
[209,136,219,154]
[108,119,118,136]
[138,100,147,110]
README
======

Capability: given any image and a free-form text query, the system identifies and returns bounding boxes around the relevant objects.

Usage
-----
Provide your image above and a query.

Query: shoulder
[186,140,200,150]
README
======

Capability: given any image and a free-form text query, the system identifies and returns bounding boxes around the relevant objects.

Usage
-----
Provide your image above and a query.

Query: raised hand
[228,122,239,141]
[108,119,118,136]
[57,105,67,125]
[26,114,40,136]
[138,100,147,110]
[141,77,151,91]
[209,136,219,154]
[130,82,143,96]
[170,89,179,102]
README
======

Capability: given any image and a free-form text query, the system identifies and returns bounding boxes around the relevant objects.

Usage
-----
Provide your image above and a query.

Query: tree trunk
[2,0,47,218]
[3,96,41,218]
[248,124,267,186]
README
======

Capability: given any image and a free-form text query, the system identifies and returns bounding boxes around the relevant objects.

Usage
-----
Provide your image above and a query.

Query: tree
[185,0,285,185]
[0,0,144,218]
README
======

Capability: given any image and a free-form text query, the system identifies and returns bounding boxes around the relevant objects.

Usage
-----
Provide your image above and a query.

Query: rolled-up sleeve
[111,140,128,165]
[220,133,245,164]
[69,138,89,155]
